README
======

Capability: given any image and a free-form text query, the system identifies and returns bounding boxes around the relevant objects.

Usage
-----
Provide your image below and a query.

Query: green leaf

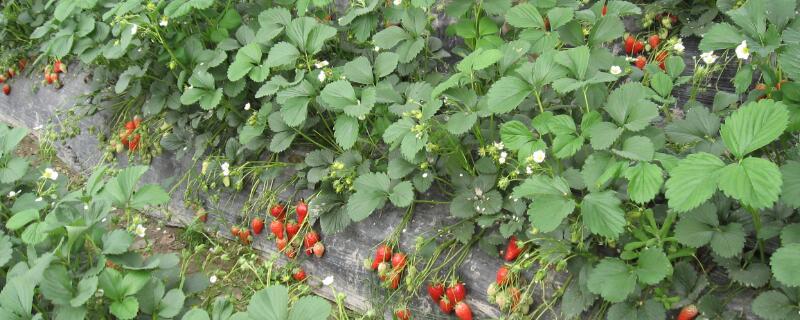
[612,136,654,161]
[513,175,575,232]
[650,72,673,97]
[110,296,139,320]
[334,116,359,150]
[606,300,666,320]
[373,26,408,49]
[344,57,374,85]
[720,99,789,158]
[374,52,399,79]
[546,7,573,30]
[320,80,357,110]
[624,162,663,204]
[247,286,288,320]
[727,0,766,37]
[389,181,414,207]
[709,223,746,258]
[266,42,300,67]
[0,234,11,267]
[288,296,331,320]
[158,289,185,318]
[0,157,29,183]
[346,191,385,221]
[718,157,782,210]
[665,153,725,213]
[604,82,659,132]
[102,230,134,254]
[589,122,622,150]
[589,16,624,46]
[674,203,718,247]
[505,3,544,29]
[500,120,534,150]
[781,161,800,208]
[587,258,636,303]
[771,243,800,287]
[636,247,672,285]
[182,309,210,320]
[71,276,98,308]
[779,45,800,82]
[6,209,38,230]
[581,191,626,239]
[552,134,584,159]
[130,184,170,209]
[665,106,720,145]
[227,43,262,81]
[446,112,477,135]
[487,76,531,114]
[698,23,744,51]
[556,46,590,80]
[752,291,800,320]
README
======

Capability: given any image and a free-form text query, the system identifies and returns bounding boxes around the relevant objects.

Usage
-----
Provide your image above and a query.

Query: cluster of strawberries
[427,281,473,320]
[117,115,142,152]
[0,59,25,95]
[262,200,325,259]
[43,59,65,88]
[366,244,407,290]
[487,237,532,313]
[625,34,667,70]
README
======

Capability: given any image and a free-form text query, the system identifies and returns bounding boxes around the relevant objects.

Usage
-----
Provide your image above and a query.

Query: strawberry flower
[735,40,750,60]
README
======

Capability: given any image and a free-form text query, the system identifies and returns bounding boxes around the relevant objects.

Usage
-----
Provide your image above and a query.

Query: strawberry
[54,60,64,73]
[648,34,660,49]
[313,242,325,257]
[377,262,390,280]
[601,4,607,16]
[656,51,669,70]
[0,75,5,83]
[496,265,510,285]
[239,229,251,244]
[371,244,393,270]
[270,220,284,239]
[296,199,308,224]
[46,73,55,84]
[446,283,466,303]
[454,302,473,320]
[389,271,401,289]
[2,84,9,96]
[292,268,306,281]
[503,236,523,261]
[391,252,407,270]
[6,68,15,78]
[270,203,286,220]
[128,134,141,152]
[285,247,297,259]
[304,231,320,255]
[624,35,635,54]
[133,115,142,127]
[276,237,288,251]
[677,305,698,320]
[394,308,410,320]
[18,59,27,71]
[251,217,264,235]
[285,220,300,239]
[438,297,454,314]
[428,283,445,301]
[231,226,240,237]
[634,56,647,69]
[633,40,645,54]
[125,121,136,130]
[508,287,521,308]
[197,209,208,223]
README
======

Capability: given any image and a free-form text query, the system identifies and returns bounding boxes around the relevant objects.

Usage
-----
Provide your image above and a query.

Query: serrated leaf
[487,76,531,114]
[334,116,359,150]
[581,191,626,239]
[771,243,800,287]
[505,3,544,29]
[720,99,789,158]
[587,258,636,303]
[709,223,745,258]
[665,152,725,213]
[624,162,663,204]
[612,136,654,161]
[389,181,414,207]
[446,112,477,135]
[752,291,800,320]
[780,161,800,208]
[698,22,744,51]
[718,157,782,210]
[605,82,659,132]
[589,121,623,150]
[344,57,373,85]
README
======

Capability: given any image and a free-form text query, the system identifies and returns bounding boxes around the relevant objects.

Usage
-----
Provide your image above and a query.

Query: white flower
[42,168,59,181]
[700,51,717,64]
[244,102,251,111]
[130,24,138,35]
[393,0,402,5]
[159,17,169,27]
[7,190,19,198]
[673,40,685,53]
[373,46,380,52]
[525,166,533,174]
[209,275,218,284]
[532,150,546,163]
[609,65,622,75]
[498,151,508,164]
[314,60,329,68]
[493,141,505,150]
[35,197,43,202]
[422,172,428,178]
[735,40,750,60]
[322,276,334,286]
[84,204,89,210]
[220,162,230,177]
[134,224,147,238]
[317,71,326,82]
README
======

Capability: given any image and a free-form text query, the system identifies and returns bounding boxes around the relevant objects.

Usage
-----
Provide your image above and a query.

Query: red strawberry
[389,271,401,289]
[677,305,699,320]
[276,237,288,251]
[633,40,645,54]
[54,60,64,73]
[285,220,300,239]
[128,134,141,152]
[270,220,284,239]
[296,199,308,224]
[394,308,410,320]
[286,247,297,259]
[313,242,325,257]
[496,265,510,285]
[270,203,286,220]
[292,268,306,281]
[2,84,9,95]
[648,34,660,49]
[446,283,467,303]
[624,35,635,54]
[504,236,523,261]
[656,51,669,70]
[634,56,647,70]
[454,302,473,320]
[125,121,136,130]
[231,226,240,237]
[239,229,251,244]
[251,217,264,235]
[391,252,407,270]
[438,298,454,314]
[198,213,207,222]
[304,231,320,255]
[601,5,607,16]
[428,283,445,301]
[371,244,393,270]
